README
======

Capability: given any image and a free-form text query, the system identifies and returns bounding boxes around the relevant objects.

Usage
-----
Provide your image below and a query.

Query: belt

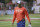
[21,18,25,21]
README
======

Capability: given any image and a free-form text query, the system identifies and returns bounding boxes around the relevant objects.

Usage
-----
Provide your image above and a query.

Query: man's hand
[28,23,31,27]
[29,22,31,24]
[12,22,14,26]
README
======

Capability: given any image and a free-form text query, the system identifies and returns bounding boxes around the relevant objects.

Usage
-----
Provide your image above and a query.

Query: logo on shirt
[16,9,22,12]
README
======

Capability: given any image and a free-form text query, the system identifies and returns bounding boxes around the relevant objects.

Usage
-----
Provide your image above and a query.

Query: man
[12,1,31,27]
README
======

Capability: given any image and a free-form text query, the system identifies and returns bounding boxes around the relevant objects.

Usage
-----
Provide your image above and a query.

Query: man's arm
[25,9,31,24]
[12,9,16,24]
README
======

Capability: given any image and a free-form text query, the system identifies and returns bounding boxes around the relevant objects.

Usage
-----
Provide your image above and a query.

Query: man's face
[17,3,21,7]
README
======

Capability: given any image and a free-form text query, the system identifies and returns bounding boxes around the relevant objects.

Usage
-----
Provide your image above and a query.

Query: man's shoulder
[22,7,27,11]
[22,7,26,9]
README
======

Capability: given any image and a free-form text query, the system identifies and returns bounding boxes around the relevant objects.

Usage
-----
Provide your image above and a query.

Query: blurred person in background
[12,1,31,27]
[9,5,11,10]
[0,6,1,10]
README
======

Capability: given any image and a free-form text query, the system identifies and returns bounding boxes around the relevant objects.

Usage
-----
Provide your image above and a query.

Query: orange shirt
[13,7,30,23]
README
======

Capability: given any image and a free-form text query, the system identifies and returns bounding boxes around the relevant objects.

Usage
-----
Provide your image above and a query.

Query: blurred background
[0,0,40,27]
[0,0,40,14]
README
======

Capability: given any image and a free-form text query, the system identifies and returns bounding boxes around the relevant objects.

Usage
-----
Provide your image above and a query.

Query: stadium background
[0,0,40,27]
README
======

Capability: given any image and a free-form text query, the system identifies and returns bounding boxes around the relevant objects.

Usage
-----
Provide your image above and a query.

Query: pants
[17,20,25,27]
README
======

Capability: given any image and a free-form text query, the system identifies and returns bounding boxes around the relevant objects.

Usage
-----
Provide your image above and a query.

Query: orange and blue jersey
[13,7,30,23]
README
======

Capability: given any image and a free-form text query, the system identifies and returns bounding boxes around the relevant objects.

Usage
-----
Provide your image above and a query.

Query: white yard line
[9,18,40,19]
[0,24,11,26]
[26,18,40,19]
[0,22,12,23]
[0,22,40,23]
[31,22,40,23]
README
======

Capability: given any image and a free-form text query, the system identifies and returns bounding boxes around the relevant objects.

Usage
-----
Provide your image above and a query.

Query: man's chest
[15,9,24,14]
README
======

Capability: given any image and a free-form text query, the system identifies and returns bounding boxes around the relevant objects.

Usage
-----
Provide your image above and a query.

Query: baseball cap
[17,1,21,4]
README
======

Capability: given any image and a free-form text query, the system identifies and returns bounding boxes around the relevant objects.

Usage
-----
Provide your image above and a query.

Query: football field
[0,14,40,27]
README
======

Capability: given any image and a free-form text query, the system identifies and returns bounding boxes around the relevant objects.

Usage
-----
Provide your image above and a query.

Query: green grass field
[0,14,40,27]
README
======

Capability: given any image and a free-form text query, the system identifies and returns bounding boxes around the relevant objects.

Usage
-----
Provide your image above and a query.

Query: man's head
[17,1,22,8]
